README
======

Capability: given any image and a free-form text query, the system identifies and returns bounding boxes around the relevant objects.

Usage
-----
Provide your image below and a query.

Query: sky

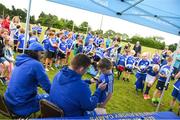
[0,0,180,45]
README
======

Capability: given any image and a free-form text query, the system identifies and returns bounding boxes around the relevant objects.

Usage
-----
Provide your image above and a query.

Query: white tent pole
[156,40,180,112]
[99,15,103,31]
[23,0,32,53]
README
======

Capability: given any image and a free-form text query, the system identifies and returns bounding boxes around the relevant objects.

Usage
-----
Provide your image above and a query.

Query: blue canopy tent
[48,0,180,36]
[23,0,180,116]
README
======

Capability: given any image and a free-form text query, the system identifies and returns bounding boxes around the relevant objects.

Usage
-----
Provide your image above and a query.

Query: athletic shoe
[146,95,151,99]
[143,94,148,100]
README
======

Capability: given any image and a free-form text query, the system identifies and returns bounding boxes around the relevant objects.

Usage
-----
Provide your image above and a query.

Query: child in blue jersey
[97,36,104,47]
[45,30,58,71]
[84,38,95,57]
[28,31,38,47]
[169,70,180,115]
[93,43,105,62]
[152,56,173,105]
[122,50,135,82]
[144,64,159,100]
[56,35,67,67]
[66,32,74,64]
[13,25,20,52]
[151,53,161,64]
[95,58,114,108]
[135,52,150,92]
[106,36,111,48]
[17,28,25,53]
[143,53,161,100]
[37,23,42,37]
[116,53,127,80]
[76,39,83,54]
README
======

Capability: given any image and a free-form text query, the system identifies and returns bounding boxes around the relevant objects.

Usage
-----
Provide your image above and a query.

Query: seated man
[49,54,107,117]
[4,42,51,117]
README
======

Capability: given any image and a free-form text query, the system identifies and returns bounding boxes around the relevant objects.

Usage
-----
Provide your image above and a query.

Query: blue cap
[27,42,44,51]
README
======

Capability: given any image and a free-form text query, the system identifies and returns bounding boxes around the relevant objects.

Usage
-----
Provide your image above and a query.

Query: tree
[103,29,116,38]
[94,29,103,35]
[121,33,129,41]
[168,43,177,52]
[30,15,36,24]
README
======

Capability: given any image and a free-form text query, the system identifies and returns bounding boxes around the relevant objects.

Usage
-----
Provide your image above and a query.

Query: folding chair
[0,94,17,119]
[40,99,64,118]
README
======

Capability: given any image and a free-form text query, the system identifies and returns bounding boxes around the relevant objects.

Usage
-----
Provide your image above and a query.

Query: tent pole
[23,0,32,53]
[99,15,103,31]
[156,40,180,112]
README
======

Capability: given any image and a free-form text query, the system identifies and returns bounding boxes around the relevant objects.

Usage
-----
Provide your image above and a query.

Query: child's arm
[100,93,112,108]
[159,73,166,78]
[16,41,20,51]
[175,71,180,79]
[49,39,57,47]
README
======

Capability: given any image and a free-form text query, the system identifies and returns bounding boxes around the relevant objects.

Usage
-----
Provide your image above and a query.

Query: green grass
[0,25,178,119]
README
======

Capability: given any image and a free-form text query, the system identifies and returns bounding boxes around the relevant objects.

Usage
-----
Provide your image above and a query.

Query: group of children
[1,22,180,115]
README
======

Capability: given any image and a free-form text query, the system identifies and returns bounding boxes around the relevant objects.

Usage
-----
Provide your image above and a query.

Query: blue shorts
[135,73,146,90]
[172,88,180,101]
[0,57,7,63]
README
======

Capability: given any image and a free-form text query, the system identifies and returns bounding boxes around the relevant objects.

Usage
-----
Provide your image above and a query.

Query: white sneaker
[45,68,49,72]
[50,67,55,70]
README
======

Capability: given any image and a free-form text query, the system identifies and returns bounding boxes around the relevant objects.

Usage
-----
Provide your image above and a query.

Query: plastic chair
[40,99,64,118]
[0,94,17,118]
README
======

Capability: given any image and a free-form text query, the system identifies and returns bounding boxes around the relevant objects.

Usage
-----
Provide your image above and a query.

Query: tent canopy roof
[48,0,180,36]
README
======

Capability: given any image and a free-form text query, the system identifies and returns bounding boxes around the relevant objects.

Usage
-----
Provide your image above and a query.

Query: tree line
[0,3,172,50]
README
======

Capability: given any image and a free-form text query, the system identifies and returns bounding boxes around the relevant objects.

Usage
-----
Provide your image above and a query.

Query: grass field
[0,25,178,119]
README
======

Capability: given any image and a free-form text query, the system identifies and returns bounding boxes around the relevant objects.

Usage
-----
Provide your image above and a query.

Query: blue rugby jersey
[99,72,114,93]
[84,44,94,54]
[125,55,135,69]
[59,41,67,53]
[147,64,159,76]
[95,47,104,59]
[48,38,57,52]
[42,38,49,51]
[116,54,126,66]
[18,34,25,49]
[28,36,38,45]
[137,59,150,74]
[158,64,172,82]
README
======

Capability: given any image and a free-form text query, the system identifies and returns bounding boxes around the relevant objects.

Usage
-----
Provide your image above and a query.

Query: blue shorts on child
[172,88,180,101]
[172,80,180,101]
[135,72,147,90]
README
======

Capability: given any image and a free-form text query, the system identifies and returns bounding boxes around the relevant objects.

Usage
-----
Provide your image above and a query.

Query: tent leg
[23,0,32,53]
[156,40,180,112]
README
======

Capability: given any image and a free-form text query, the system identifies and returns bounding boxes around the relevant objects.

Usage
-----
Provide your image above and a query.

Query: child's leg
[156,90,162,103]
[178,103,180,116]
[152,89,158,103]
[126,72,130,82]
[169,98,176,111]
[144,83,151,95]
[122,71,125,81]
[45,58,49,70]
[3,61,10,79]
[49,58,53,69]
[61,58,66,66]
